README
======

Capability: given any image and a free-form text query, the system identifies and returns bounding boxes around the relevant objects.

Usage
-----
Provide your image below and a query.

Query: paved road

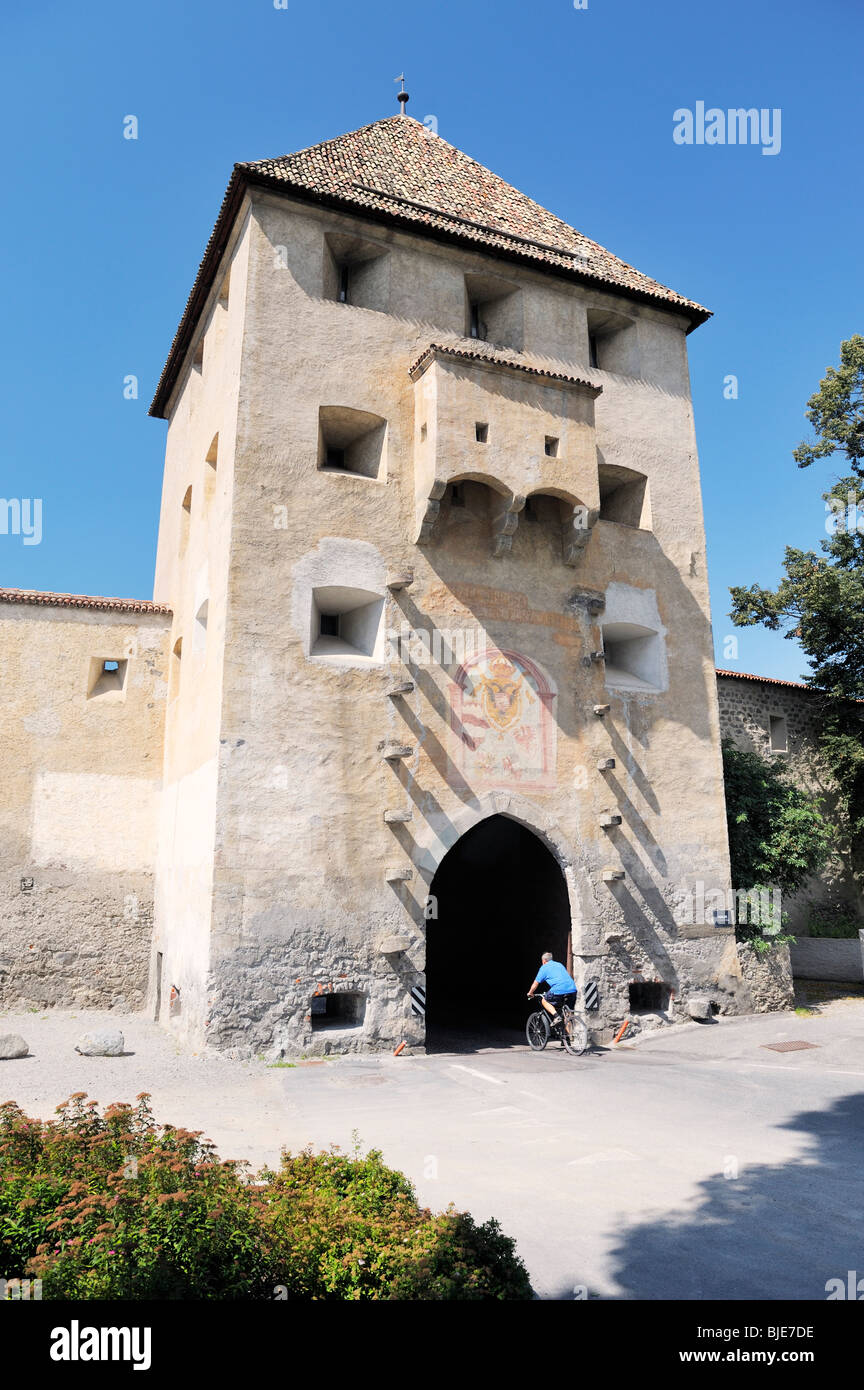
[3,1000,863,1299]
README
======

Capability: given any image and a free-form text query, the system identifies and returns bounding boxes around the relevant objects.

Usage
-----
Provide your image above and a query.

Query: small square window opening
[544,436,559,457]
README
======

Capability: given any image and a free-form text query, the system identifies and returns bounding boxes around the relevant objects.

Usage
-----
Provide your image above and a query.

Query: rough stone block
[0,1034,29,1059]
[687,995,712,1020]
[379,935,412,954]
[382,741,413,760]
[75,1030,125,1056]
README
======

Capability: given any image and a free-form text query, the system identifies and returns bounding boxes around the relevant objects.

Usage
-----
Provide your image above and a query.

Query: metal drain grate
[761,1041,820,1052]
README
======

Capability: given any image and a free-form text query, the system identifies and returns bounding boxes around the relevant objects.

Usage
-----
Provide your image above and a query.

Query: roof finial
[394,73,409,115]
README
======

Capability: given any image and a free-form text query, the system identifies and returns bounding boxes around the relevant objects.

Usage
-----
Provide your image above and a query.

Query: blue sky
[1,0,861,682]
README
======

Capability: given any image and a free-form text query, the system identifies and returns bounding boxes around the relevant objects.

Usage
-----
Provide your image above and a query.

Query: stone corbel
[491,492,525,558]
[415,478,448,544]
[563,503,599,567]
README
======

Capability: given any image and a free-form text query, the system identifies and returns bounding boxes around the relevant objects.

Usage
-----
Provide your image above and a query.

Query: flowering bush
[0,1094,532,1300]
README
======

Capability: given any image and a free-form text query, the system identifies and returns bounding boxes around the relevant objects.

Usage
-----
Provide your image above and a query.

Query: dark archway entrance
[425,814,571,1048]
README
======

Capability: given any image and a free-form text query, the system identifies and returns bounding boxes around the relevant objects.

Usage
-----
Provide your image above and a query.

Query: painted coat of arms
[449,649,557,792]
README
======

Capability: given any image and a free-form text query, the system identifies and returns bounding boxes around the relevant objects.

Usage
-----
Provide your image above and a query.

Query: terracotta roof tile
[0,587,172,616]
[715,668,811,691]
[243,118,706,314]
[150,116,710,417]
[409,342,601,392]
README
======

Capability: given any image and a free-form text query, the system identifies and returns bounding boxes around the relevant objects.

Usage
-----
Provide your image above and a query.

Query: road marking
[733,1062,864,1079]
[471,1105,524,1117]
[568,1147,639,1166]
[449,1064,505,1085]
[518,1089,547,1102]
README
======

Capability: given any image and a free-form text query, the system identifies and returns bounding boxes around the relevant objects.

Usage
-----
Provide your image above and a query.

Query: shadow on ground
[546,1091,864,1300]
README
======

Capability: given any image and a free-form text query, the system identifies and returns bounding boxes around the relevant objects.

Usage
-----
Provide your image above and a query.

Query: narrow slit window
[588,334,599,369]
[475,422,488,443]
[769,714,788,753]
[170,637,183,701]
[319,613,340,638]
[324,446,346,470]
[544,436,559,457]
[338,265,350,304]
[420,423,427,442]
[469,301,484,340]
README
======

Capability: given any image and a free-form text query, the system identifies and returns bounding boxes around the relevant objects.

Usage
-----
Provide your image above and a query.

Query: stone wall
[0,600,170,1010]
[716,673,861,934]
[789,934,864,984]
[735,941,795,1013]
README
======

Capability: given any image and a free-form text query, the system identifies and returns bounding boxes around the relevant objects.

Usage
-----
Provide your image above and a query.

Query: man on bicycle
[527,952,578,1025]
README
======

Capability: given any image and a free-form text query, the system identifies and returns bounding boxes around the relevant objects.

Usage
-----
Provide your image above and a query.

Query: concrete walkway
[2,1000,863,1300]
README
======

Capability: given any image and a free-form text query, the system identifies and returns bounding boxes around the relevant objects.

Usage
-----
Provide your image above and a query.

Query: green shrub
[721,742,833,896]
[0,1094,532,1301]
[808,910,862,939]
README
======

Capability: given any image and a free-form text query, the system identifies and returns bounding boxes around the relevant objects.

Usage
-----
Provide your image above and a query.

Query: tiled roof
[150,115,710,417]
[0,587,172,615]
[409,343,601,392]
[715,668,810,691]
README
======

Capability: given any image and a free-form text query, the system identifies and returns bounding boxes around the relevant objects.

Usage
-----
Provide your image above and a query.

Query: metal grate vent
[760,1041,819,1052]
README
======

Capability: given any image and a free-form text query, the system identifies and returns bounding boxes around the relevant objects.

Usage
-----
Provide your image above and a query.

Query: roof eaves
[0,587,173,616]
[715,668,811,691]
[150,162,711,418]
[409,343,602,393]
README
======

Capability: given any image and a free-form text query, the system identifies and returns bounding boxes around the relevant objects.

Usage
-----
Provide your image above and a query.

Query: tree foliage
[721,742,832,897]
[728,336,864,863]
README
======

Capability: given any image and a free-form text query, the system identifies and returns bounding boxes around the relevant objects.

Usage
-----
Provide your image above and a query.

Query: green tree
[729,336,864,870]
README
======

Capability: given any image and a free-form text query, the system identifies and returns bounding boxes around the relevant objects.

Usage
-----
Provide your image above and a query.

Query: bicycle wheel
[526,1010,550,1051]
[561,1007,589,1056]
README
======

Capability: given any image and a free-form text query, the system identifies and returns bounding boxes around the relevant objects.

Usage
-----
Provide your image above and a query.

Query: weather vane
[394,73,409,115]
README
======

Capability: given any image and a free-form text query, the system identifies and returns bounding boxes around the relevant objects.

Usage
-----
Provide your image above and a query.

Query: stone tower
[148,114,743,1055]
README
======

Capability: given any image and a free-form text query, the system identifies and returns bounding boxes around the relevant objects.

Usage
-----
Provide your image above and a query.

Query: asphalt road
[3,999,863,1300]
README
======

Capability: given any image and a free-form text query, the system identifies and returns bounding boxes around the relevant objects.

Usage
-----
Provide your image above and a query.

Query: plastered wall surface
[0,605,169,1008]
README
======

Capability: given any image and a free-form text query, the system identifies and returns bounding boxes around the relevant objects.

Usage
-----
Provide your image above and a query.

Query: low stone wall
[790,934,864,984]
[0,872,153,1011]
[736,941,794,1013]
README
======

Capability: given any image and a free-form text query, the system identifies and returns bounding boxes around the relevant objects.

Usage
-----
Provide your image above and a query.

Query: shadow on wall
[544,1091,864,1300]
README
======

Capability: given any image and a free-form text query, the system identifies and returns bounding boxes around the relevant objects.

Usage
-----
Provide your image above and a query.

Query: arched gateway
[426,813,572,1043]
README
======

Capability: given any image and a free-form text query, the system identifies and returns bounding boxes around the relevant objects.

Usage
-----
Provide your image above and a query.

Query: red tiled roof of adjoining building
[716,667,864,706]
[716,668,812,691]
[150,115,711,418]
[0,587,172,616]
[409,343,602,393]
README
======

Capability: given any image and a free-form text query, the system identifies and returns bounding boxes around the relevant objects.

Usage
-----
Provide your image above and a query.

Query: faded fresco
[449,649,557,792]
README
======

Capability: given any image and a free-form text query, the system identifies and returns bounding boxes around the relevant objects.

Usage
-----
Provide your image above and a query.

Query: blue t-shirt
[534,960,577,995]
